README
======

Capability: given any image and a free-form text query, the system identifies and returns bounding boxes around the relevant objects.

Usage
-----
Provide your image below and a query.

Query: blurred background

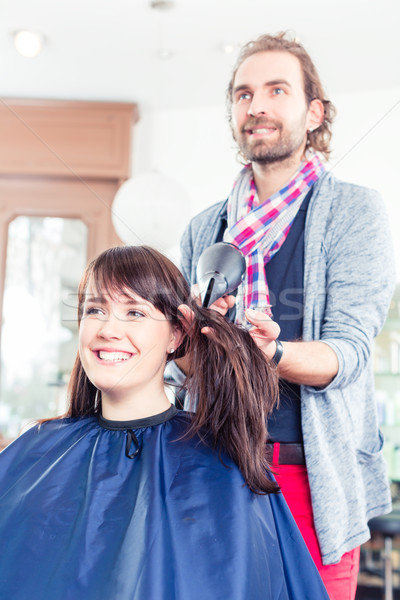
[0,1,399,594]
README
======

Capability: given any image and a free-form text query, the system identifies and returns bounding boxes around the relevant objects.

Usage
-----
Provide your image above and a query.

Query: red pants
[273,460,360,600]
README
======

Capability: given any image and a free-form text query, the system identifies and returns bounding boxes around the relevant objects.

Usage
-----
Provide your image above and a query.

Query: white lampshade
[112,172,192,253]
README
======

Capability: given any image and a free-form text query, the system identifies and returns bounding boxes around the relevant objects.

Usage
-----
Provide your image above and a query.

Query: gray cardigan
[178,171,396,565]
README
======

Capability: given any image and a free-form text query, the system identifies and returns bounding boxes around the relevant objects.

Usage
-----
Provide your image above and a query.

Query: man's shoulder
[182,199,227,250]
[180,199,228,281]
[188,199,227,227]
[313,171,383,214]
[317,171,381,200]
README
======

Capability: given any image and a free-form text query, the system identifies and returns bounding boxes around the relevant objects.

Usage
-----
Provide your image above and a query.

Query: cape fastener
[125,429,142,459]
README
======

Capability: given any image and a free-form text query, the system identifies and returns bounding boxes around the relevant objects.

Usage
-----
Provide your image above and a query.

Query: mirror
[0,216,87,438]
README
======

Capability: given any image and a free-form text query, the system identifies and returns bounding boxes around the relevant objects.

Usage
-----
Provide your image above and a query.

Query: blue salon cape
[0,408,328,599]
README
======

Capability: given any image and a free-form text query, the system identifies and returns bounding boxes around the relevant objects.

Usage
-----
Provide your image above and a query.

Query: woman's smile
[93,349,134,363]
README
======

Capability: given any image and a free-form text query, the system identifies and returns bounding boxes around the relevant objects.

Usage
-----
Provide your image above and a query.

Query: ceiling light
[13,30,45,58]
[150,0,175,9]
[157,48,174,60]
[220,42,238,55]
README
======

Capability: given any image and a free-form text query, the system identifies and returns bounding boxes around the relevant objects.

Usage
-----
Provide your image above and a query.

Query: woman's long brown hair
[66,245,279,494]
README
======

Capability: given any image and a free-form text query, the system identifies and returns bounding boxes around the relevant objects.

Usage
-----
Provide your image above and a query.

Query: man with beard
[171,33,396,599]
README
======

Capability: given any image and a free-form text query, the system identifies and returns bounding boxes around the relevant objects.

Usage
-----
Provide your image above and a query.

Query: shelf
[358,525,400,597]
[356,585,400,599]
[383,318,400,329]
[375,372,400,377]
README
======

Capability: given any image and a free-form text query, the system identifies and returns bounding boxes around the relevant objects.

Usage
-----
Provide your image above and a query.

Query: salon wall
[131,86,400,273]
[331,87,400,275]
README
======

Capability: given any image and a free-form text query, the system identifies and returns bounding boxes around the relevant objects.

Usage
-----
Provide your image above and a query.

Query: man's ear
[307,98,324,131]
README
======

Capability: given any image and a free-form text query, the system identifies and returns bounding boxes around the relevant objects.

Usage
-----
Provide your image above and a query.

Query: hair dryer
[196,242,246,308]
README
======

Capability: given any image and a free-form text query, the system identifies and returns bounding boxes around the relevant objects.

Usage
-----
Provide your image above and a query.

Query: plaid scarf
[223,154,325,324]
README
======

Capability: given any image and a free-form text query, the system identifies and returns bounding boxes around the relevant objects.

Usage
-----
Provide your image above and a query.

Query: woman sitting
[0,245,328,599]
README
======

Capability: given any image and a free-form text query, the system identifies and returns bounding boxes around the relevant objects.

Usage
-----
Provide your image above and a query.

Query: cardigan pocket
[356,430,390,496]
[356,429,385,463]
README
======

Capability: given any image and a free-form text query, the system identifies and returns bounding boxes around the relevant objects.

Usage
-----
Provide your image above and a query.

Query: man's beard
[235,117,307,165]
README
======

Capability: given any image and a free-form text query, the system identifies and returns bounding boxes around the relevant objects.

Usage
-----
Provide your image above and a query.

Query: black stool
[368,508,400,600]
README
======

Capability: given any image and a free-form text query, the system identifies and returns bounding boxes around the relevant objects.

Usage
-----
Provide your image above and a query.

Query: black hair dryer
[196,242,246,308]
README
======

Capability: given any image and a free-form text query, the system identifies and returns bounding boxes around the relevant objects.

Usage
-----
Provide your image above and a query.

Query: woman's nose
[97,314,124,339]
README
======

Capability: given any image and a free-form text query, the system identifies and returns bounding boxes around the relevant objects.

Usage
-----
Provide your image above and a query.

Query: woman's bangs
[79,245,188,321]
[91,248,162,308]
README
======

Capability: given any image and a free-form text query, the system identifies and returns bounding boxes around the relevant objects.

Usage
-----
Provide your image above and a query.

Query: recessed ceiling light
[150,0,175,9]
[220,42,238,55]
[157,48,174,60]
[13,30,45,58]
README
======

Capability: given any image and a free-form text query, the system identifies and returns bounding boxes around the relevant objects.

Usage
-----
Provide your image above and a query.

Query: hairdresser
[170,32,396,600]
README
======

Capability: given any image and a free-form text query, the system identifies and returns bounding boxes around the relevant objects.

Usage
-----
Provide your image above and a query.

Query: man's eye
[236,92,251,102]
[272,87,285,95]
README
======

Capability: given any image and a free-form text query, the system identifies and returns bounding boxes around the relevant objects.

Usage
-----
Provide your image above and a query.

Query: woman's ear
[168,306,190,353]
[170,326,184,352]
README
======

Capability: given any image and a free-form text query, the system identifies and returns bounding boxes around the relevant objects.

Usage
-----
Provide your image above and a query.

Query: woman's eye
[84,307,104,317]
[127,310,144,319]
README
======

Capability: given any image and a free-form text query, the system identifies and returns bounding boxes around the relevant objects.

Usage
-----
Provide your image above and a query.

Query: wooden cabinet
[0,98,137,178]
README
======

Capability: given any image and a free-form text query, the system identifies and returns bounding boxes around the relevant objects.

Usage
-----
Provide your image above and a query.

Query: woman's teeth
[98,351,131,362]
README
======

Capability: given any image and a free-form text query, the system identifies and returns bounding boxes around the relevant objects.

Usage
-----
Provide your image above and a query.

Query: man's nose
[248,91,269,117]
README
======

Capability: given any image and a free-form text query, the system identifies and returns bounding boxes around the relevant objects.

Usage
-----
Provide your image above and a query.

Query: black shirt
[217,188,312,442]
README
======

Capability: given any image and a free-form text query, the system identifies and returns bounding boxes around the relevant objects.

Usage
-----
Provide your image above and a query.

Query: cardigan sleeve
[304,184,396,393]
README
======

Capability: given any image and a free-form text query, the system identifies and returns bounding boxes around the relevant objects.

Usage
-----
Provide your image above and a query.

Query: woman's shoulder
[30,415,97,436]
[0,415,98,457]
[167,410,235,465]
[168,410,202,439]
[169,409,192,427]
